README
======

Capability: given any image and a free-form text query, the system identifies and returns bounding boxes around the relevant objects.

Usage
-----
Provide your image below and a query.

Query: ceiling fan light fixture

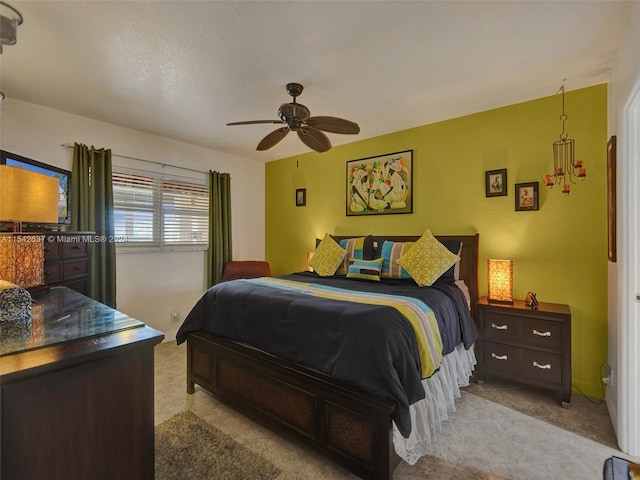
[0,1,23,53]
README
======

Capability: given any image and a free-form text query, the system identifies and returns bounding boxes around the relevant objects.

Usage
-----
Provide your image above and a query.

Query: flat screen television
[1,150,71,225]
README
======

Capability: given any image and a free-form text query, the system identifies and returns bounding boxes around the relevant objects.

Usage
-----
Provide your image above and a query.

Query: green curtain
[71,142,116,307]
[207,170,232,287]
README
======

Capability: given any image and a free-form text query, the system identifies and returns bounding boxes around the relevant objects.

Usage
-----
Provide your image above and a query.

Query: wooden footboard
[187,331,401,480]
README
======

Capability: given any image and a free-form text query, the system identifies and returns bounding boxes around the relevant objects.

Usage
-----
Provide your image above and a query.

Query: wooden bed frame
[186,234,479,480]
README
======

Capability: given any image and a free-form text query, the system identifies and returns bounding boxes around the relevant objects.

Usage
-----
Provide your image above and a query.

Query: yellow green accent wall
[265,84,608,398]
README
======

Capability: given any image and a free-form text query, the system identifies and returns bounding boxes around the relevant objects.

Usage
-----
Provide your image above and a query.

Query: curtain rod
[60,143,208,175]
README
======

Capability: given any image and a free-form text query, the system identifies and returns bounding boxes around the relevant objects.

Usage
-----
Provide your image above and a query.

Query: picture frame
[346,150,413,216]
[515,182,539,211]
[295,188,306,207]
[485,168,508,197]
[0,150,71,224]
[607,135,617,262]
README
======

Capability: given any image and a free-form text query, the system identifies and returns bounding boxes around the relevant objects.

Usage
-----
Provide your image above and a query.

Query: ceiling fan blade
[306,116,360,134]
[256,127,290,150]
[227,120,284,126]
[298,127,331,153]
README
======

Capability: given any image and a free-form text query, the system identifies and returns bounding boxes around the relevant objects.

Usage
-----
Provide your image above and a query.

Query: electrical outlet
[602,364,614,387]
[171,309,180,322]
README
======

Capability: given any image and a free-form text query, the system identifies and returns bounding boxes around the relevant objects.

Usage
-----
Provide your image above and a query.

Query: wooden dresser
[476,296,572,406]
[0,287,164,480]
[43,231,93,295]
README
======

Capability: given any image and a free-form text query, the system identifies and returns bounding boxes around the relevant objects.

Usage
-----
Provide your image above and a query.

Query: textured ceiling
[0,1,629,162]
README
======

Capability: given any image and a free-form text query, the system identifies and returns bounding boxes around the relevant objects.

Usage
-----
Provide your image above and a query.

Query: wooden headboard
[331,234,480,317]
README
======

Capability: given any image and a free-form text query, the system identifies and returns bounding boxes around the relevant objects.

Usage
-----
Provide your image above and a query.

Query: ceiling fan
[226,83,360,153]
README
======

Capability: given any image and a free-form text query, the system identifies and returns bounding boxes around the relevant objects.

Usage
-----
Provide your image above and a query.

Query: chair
[221,261,271,282]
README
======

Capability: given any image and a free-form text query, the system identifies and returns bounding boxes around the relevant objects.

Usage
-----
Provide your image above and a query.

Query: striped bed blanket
[177,272,477,438]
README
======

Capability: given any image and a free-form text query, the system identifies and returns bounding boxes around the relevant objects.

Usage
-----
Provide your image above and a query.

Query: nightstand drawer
[483,341,518,376]
[483,312,520,343]
[521,317,563,351]
[521,350,562,385]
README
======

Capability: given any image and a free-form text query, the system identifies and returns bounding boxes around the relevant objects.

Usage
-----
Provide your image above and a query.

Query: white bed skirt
[392,343,477,465]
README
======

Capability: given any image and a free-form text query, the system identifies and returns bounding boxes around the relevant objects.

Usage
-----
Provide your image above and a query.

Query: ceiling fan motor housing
[278,102,310,125]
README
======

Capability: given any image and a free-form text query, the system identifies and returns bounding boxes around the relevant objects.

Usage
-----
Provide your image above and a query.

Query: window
[112,167,208,249]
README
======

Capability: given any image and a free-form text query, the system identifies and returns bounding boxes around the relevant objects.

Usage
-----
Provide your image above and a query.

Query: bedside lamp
[306,251,314,272]
[487,259,513,304]
[0,165,58,291]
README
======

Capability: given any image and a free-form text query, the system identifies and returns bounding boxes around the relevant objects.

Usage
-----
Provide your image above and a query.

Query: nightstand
[476,296,572,407]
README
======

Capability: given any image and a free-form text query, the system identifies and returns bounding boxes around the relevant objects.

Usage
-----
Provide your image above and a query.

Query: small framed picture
[515,182,539,211]
[295,188,306,206]
[485,169,507,197]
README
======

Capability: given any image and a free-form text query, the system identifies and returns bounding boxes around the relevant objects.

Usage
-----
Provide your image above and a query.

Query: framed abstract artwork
[346,150,413,216]
[515,182,539,211]
[485,168,507,197]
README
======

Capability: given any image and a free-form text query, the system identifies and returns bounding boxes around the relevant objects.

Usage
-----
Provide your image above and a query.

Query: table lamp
[487,259,513,304]
[0,165,58,291]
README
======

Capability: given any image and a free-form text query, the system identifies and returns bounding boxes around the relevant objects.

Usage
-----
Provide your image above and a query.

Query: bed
[176,233,479,480]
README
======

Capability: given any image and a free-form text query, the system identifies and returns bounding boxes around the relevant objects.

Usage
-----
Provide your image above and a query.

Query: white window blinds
[112,167,208,248]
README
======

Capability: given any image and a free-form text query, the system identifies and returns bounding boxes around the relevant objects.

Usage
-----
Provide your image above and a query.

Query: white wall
[0,99,265,340]
[607,1,640,456]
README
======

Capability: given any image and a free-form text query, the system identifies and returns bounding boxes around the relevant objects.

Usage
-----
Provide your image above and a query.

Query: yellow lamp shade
[487,259,513,304]
[0,165,59,224]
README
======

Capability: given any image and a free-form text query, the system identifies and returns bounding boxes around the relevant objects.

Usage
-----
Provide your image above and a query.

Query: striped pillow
[380,241,415,278]
[335,236,372,275]
[347,258,384,281]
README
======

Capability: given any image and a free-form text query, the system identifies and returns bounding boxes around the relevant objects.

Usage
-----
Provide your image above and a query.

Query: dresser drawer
[62,240,88,258]
[44,241,62,261]
[483,312,520,343]
[521,317,563,352]
[43,262,62,284]
[483,341,519,376]
[63,259,88,280]
[521,350,562,386]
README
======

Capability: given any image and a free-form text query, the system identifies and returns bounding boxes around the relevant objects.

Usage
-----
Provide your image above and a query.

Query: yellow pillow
[309,233,347,277]
[396,229,460,287]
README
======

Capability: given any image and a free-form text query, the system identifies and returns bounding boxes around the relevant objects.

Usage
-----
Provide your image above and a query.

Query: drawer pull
[491,323,508,330]
[491,353,508,361]
[533,361,552,370]
[533,329,551,337]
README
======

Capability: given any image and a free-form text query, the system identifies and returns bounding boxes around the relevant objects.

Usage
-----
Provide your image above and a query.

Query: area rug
[155,410,280,480]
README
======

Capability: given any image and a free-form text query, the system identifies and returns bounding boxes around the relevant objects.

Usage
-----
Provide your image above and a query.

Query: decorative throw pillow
[0,280,32,327]
[380,240,415,278]
[346,258,384,281]
[309,234,347,277]
[335,236,374,275]
[438,241,463,284]
[396,230,460,287]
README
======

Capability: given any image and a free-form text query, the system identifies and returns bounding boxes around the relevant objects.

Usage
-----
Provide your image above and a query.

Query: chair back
[222,261,271,282]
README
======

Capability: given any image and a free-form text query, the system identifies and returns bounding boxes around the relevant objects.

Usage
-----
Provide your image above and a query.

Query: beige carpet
[155,410,280,480]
